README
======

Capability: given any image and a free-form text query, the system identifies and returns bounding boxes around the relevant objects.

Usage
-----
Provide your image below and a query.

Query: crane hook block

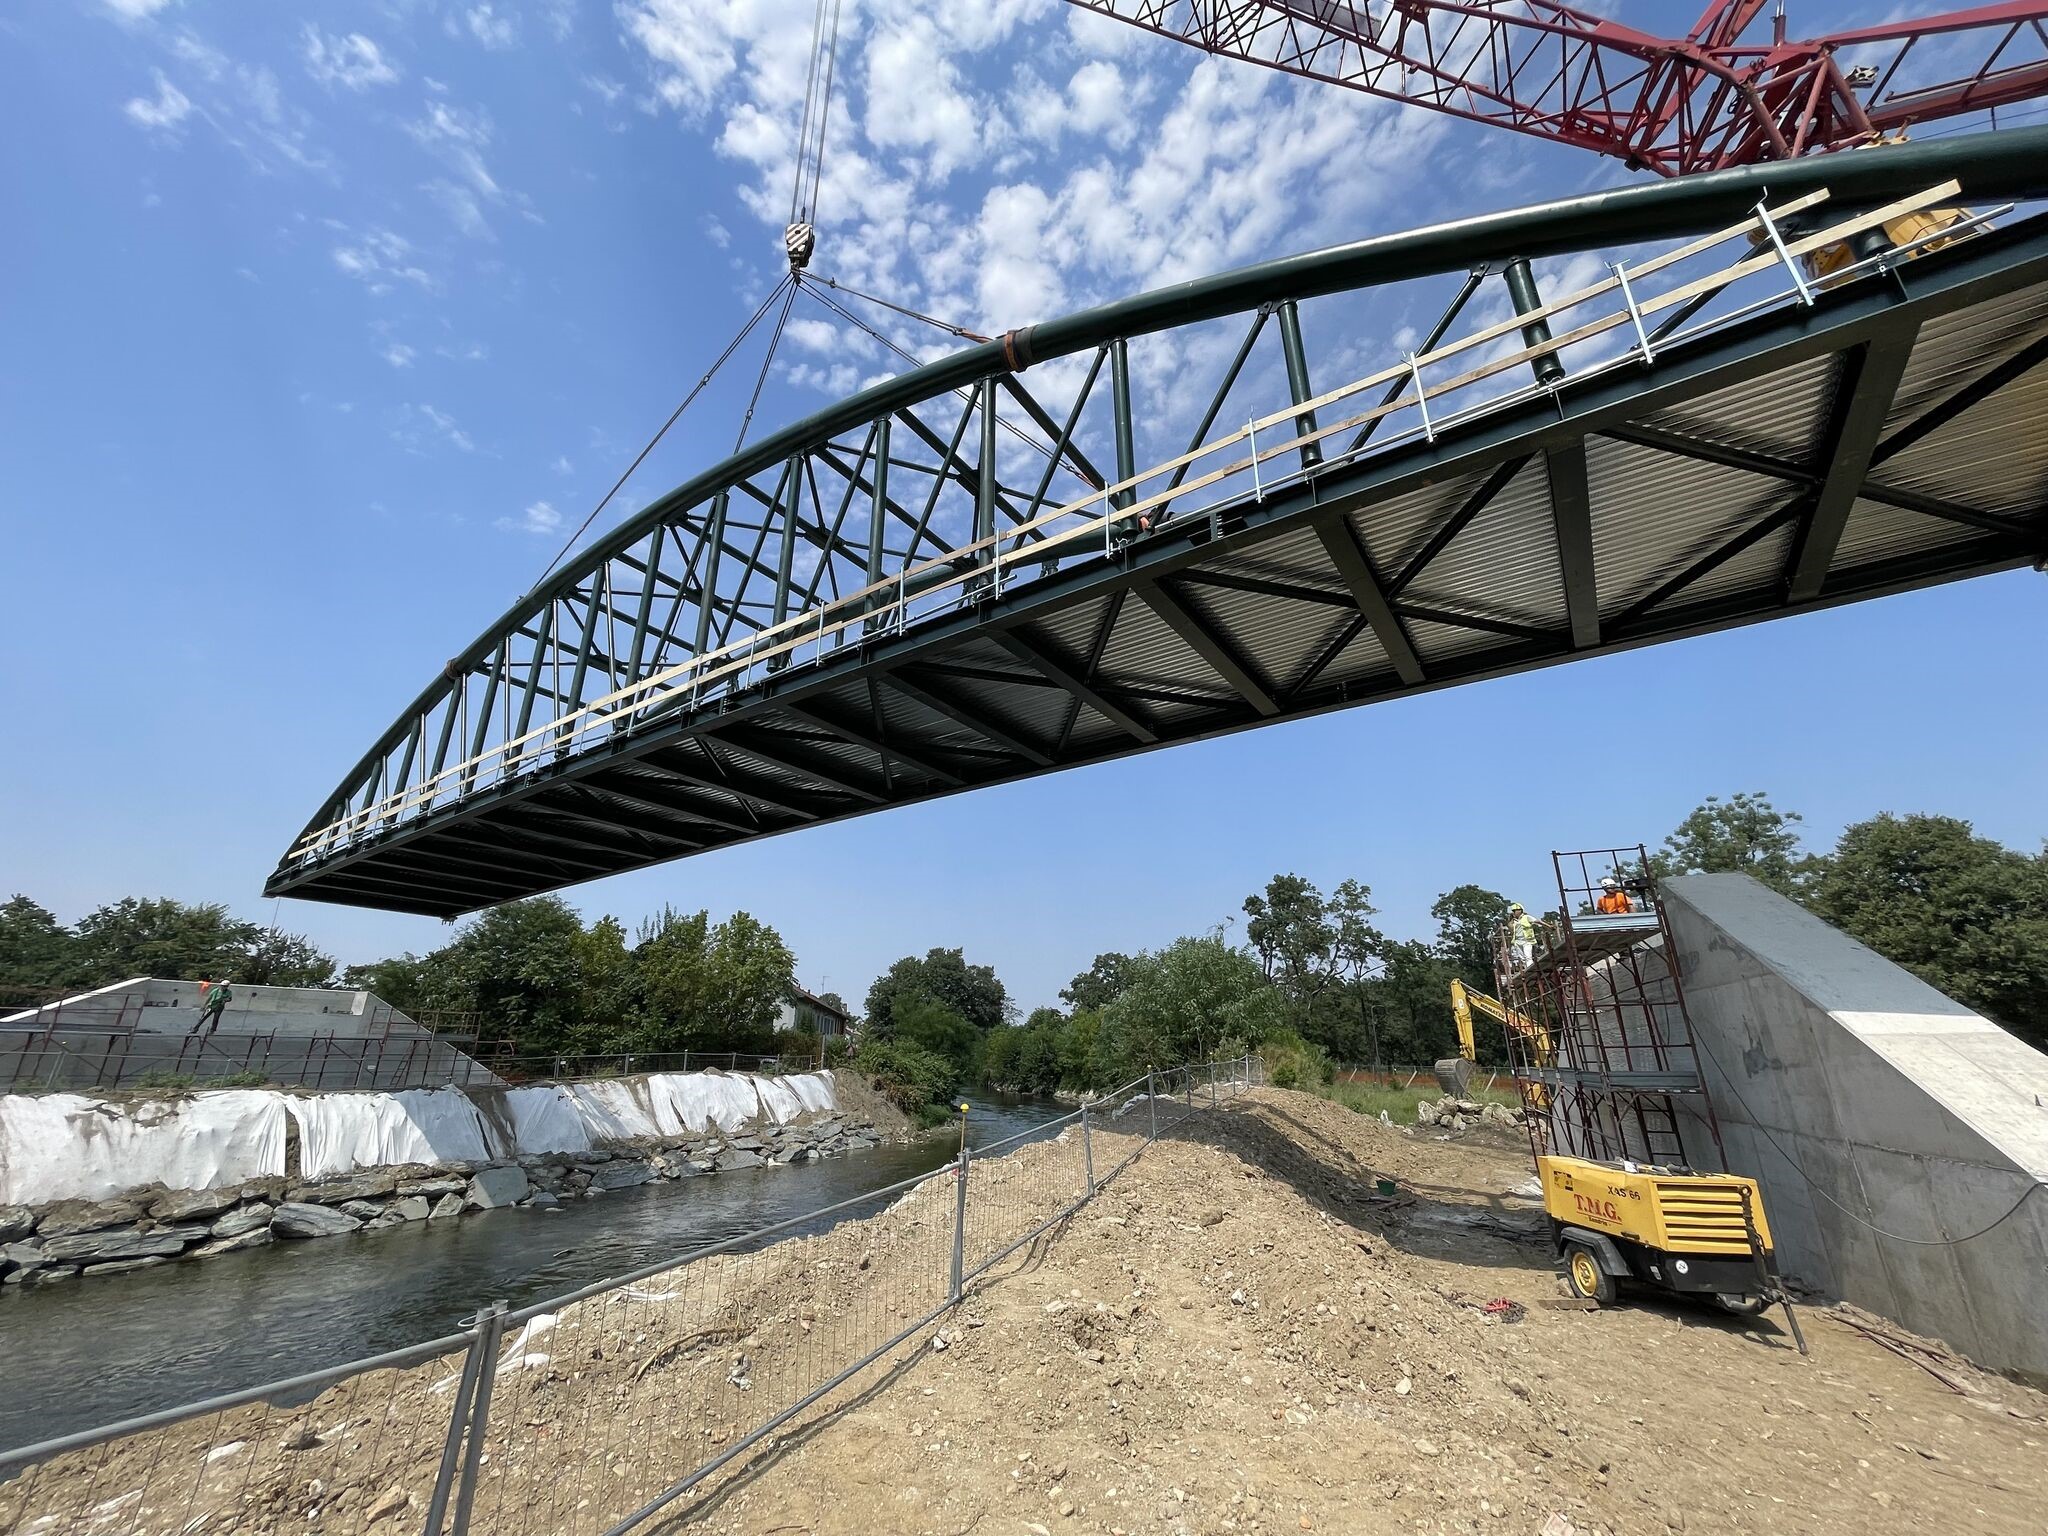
[785,222,816,272]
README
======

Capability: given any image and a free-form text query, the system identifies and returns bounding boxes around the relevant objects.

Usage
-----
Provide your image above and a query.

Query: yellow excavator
[1448,978,1798,1334]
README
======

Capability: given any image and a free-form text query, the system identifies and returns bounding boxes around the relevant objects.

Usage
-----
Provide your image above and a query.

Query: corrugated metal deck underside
[271,224,2048,916]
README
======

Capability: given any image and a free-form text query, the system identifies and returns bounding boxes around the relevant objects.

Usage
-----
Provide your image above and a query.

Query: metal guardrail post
[1211,1067,1219,1108]
[1147,1069,1157,1142]
[1080,1102,1095,1193]
[446,1300,507,1536]
[421,1303,502,1536]
[948,1144,970,1304]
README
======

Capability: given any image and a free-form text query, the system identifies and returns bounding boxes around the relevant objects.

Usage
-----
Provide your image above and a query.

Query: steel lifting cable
[806,272,990,343]
[802,282,1067,471]
[533,271,796,585]
[536,0,842,582]
[733,279,802,452]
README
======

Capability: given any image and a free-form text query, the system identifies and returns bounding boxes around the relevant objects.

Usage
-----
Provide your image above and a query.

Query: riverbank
[0,1092,1066,1452]
[0,1067,911,1290]
[8,1087,2042,1535]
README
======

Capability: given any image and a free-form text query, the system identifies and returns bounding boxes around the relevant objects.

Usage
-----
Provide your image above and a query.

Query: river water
[0,1094,1072,1454]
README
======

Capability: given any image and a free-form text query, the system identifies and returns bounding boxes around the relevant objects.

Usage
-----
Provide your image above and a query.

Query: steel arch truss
[268,133,2048,916]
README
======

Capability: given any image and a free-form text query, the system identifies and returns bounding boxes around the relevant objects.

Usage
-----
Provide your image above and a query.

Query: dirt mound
[6,1088,2042,1536]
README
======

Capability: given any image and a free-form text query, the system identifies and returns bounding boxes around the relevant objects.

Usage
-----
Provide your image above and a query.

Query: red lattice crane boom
[1063,2,2048,175]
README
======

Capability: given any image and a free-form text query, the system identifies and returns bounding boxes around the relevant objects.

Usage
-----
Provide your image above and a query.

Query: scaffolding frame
[1497,845,1728,1173]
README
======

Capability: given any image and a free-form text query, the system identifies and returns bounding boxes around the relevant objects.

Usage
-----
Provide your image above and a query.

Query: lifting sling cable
[802,281,1082,485]
[532,0,843,584]
[533,270,796,585]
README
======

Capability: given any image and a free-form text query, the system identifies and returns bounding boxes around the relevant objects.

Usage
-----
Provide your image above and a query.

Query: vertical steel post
[1276,298,1324,468]
[867,416,890,591]
[446,1301,507,1536]
[627,523,666,685]
[1211,1068,1218,1108]
[1502,258,1566,385]
[976,377,997,556]
[771,458,800,629]
[509,603,555,756]
[1109,338,1136,510]
[1147,1069,1158,1142]
[421,1319,489,1536]
[693,496,728,656]
[1080,1101,1095,1194]
[949,1144,969,1302]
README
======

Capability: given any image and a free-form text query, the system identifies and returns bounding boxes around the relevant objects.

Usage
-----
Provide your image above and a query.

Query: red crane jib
[1063,1,2048,175]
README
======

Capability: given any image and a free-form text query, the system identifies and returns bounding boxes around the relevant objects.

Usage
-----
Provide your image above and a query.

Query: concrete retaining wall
[1661,873,2048,1383]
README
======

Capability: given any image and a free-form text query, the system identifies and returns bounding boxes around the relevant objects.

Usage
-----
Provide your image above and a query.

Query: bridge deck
[268,154,2048,916]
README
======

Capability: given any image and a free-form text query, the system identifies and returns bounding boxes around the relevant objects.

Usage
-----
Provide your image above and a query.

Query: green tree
[1060,952,1137,1012]
[1329,879,1387,1064]
[240,930,337,988]
[1657,791,1815,895]
[1095,934,1284,1084]
[340,954,436,1015]
[1808,814,2048,1050]
[864,948,1008,1037]
[1430,884,1513,987]
[1243,874,1339,1029]
[891,993,982,1082]
[571,916,637,1050]
[435,896,589,1055]
[630,907,793,1053]
[0,896,80,990]
[633,905,714,1050]
[702,911,796,1048]
[1371,939,1471,1066]
[70,897,259,985]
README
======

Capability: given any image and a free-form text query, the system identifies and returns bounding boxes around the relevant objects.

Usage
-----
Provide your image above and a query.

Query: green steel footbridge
[268,130,2048,917]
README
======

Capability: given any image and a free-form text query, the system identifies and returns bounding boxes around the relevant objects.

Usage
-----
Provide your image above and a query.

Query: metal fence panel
[0,1055,1262,1535]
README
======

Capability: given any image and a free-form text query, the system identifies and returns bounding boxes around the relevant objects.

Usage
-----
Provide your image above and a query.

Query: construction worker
[1595,876,1634,915]
[194,978,232,1037]
[1508,903,1537,968]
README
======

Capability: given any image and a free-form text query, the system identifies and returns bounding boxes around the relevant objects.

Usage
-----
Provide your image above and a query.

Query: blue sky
[3,1,2043,1014]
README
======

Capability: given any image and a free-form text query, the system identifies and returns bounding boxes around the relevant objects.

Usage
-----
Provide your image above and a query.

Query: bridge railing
[279,171,1997,873]
[0,1054,1263,1536]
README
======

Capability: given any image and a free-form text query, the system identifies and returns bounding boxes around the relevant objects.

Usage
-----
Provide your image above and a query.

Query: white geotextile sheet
[0,1090,287,1206]
[643,1073,762,1134]
[0,1069,844,1205]
[501,1084,593,1156]
[781,1071,836,1116]
[561,1079,660,1141]
[287,1088,495,1179]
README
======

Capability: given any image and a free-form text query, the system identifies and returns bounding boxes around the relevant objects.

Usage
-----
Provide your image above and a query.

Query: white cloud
[304,27,400,91]
[1067,60,1146,146]
[123,71,192,132]
[104,0,175,19]
[464,4,519,50]
[168,32,226,80]
[407,100,531,237]
[332,228,435,293]
[383,343,417,368]
[551,455,575,475]
[418,404,476,452]
[424,179,493,239]
[501,500,562,534]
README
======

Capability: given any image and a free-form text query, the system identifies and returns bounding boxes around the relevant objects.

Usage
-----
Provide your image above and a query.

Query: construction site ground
[10,1087,2044,1536]
[677,1088,2048,1536]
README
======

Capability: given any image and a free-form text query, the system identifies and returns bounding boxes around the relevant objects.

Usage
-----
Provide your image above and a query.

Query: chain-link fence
[0,1055,1260,1535]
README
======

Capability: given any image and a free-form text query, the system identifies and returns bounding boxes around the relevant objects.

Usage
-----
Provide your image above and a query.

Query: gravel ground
[5,1087,2042,1536]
